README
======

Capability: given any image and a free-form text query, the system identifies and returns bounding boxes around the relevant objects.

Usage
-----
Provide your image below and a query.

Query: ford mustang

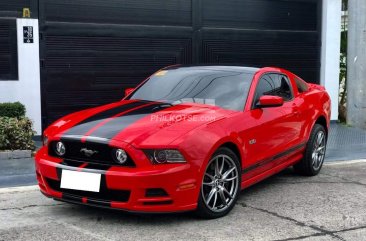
[35,65,331,218]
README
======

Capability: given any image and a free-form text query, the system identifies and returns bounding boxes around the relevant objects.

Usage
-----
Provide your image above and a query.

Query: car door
[243,73,301,178]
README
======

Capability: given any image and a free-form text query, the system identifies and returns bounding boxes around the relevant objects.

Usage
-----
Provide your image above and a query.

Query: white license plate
[60,169,101,192]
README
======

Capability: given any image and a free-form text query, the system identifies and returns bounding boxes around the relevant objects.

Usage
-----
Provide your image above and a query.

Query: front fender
[170,122,244,180]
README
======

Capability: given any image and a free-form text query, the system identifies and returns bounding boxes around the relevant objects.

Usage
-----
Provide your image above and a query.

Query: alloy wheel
[201,154,239,212]
[312,131,326,171]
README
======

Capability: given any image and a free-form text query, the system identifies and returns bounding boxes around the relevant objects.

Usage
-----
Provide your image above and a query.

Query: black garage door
[39,0,321,128]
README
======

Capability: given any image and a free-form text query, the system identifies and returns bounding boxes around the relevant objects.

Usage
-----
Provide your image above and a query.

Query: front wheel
[294,124,327,176]
[196,147,241,219]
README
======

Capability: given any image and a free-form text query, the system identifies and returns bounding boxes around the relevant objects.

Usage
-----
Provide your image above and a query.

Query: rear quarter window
[295,77,309,93]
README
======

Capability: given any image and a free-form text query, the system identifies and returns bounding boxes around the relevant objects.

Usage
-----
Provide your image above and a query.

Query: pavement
[326,123,366,162]
[0,157,35,188]
[0,161,366,241]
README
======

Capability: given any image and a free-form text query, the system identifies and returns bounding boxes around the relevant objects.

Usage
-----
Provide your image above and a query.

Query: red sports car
[35,65,331,218]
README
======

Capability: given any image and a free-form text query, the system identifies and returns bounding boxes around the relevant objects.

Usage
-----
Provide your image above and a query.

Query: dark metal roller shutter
[0,19,18,80]
[200,0,321,84]
[39,0,321,128]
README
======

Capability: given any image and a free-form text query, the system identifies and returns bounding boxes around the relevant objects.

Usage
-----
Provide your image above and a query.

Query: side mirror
[257,95,284,108]
[124,88,135,97]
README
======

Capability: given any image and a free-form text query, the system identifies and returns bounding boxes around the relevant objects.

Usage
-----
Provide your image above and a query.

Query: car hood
[49,100,234,147]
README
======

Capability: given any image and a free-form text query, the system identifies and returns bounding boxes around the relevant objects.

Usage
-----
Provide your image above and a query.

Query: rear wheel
[196,147,241,219]
[294,124,327,176]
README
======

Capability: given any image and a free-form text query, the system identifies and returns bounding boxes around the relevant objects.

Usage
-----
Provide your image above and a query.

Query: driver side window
[253,73,293,107]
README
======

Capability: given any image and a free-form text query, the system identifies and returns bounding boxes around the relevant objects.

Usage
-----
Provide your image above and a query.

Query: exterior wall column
[320,0,342,120]
[346,0,366,128]
[0,18,42,134]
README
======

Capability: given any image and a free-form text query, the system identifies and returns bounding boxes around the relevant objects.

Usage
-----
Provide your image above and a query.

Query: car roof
[163,65,260,74]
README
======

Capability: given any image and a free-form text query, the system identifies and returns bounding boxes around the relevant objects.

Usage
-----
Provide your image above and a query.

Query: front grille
[45,177,130,203]
[48,140,135,167]
[61,159,111,170]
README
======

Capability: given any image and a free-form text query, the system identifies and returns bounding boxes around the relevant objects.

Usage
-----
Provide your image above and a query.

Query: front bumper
[34,147,200,213]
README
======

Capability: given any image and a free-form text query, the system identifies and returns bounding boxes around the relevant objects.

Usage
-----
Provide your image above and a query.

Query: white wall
[0,18,42,134]
[321,0,342,120]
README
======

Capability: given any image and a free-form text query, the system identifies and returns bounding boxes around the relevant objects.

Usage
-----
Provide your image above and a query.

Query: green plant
[0,102,26,118]
[339,0,348,123]
[0,116,35,151]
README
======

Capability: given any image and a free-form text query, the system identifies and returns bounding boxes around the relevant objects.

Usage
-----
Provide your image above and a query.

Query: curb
[0,185,38,193]
[324,159,366,166]
[0,150,32,160]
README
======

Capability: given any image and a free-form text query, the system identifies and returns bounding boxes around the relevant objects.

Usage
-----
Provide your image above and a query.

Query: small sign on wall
[23,26,33,43]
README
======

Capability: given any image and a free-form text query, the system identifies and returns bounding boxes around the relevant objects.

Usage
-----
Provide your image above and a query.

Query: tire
[294,124,327,176]
[195,147,241,219]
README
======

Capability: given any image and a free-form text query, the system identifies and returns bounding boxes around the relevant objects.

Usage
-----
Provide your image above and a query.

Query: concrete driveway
[1,161,365,241]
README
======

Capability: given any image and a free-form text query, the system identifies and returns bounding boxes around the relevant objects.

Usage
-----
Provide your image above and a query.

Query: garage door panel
[201,28,320,83]
[43,22,193,38]
[40,22,193,125]
[42,0,191,26]
[44,52,184,71]
[46,89,124,106]
[202,0,318,31]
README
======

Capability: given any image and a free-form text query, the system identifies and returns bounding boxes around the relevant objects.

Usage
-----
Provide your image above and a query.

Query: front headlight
[144,149,186,164]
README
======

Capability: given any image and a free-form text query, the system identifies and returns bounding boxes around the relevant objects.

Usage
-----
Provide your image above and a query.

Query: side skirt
[240,143,306,189]
[241,153,303,189]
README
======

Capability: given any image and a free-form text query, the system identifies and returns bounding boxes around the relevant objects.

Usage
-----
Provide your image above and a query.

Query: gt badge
[249,139,256,145]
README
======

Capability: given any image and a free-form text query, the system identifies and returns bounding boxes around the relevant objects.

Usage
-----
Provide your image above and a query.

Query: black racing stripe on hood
[85,103,172,140]
[62,101,147,138]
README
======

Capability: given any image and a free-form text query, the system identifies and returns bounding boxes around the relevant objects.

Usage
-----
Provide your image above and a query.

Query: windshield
[128,67,254,111]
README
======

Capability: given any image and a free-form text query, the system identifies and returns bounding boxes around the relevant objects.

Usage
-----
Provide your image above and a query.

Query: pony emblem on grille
[80,148,98,157]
